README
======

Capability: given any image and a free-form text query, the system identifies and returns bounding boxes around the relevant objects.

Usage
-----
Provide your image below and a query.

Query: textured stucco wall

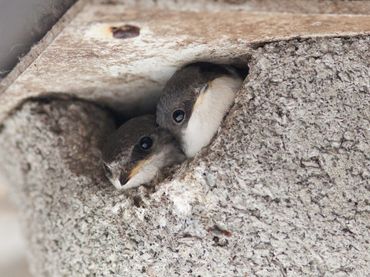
[0,36,369,276]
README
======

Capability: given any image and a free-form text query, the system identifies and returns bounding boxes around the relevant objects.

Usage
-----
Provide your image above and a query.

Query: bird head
[102,115,185,190]
[156,62,242,157]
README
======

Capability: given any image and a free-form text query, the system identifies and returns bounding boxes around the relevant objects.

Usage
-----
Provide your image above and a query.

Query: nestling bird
[102,115,185,190]
[156,62,243,157]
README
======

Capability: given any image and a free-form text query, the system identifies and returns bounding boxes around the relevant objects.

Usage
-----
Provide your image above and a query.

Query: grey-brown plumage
[102,115,185,190]
[156,62,243,157]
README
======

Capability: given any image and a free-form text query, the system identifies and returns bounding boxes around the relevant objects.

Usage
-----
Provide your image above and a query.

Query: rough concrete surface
[95,0,370,15]
[1,2,370,122]
[0,36,369,276]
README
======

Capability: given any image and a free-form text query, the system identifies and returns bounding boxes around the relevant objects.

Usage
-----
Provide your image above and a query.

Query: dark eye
[172,109,185,124]
[139,136,153,150]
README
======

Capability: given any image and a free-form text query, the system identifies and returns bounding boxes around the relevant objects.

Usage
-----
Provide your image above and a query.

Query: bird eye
[172,109,185,124]
[139,136,153,150]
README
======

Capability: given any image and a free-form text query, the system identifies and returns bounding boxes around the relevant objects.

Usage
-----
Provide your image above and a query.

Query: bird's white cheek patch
[182,76,242,157]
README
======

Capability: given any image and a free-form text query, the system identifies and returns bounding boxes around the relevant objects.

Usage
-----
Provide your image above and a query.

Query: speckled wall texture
[0,36,369,276]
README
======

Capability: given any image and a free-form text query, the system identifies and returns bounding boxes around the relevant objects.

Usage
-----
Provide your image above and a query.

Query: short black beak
[119,173,130,185]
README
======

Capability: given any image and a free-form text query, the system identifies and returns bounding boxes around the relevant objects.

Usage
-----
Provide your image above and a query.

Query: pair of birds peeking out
[102,62,243,190]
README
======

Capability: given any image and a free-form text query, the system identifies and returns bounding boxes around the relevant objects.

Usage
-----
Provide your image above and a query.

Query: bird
[156,62,243,157]
[102,115,185,190]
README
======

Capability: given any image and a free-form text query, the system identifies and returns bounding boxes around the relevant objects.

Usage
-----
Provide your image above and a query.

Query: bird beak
[128,159,147,180]
[110,178,123,190]
[193,81,211,109]
[109,158,150,190]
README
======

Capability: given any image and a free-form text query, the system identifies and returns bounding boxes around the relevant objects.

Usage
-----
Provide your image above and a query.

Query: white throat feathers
[182,75,242,157]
